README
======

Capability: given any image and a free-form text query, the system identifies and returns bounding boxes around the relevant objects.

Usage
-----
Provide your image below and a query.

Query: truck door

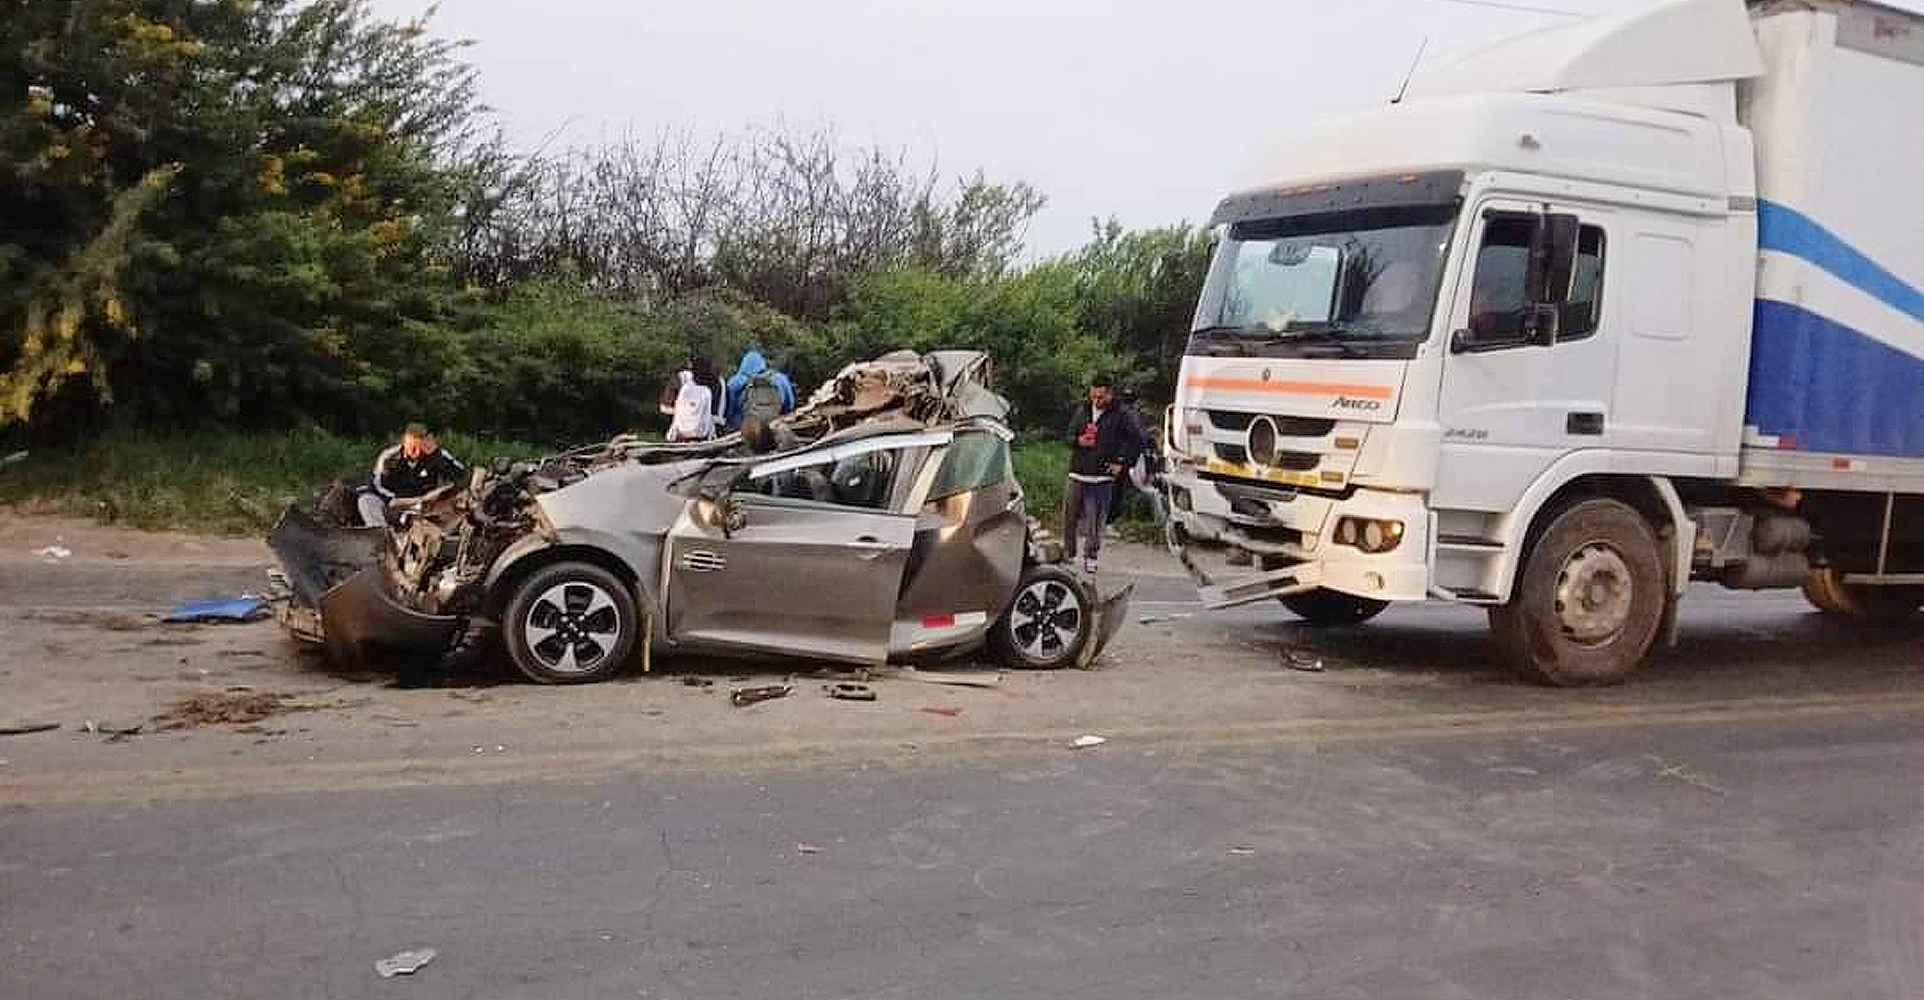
[1434,200,1613,512]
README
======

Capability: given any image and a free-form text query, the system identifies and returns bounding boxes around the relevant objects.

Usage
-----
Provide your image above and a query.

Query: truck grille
[1212,443,1319,471]
[1206,411,1335,438]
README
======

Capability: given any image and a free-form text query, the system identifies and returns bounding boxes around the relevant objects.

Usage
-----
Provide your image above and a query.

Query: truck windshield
[1190,204,1457,359]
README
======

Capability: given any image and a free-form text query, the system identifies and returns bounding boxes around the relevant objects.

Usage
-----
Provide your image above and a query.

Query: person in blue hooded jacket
[724,348,797,430]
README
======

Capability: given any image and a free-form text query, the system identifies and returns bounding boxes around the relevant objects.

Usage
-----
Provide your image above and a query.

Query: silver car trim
[747,431,954,482]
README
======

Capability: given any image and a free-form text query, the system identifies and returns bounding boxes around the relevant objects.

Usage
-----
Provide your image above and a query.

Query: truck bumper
[1164,467,1430,609]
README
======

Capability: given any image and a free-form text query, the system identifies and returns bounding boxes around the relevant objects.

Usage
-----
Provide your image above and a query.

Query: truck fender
[1486,455,1694,605]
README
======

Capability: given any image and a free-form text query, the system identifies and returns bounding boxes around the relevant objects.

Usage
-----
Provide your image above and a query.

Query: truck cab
[1165,0,1924,684]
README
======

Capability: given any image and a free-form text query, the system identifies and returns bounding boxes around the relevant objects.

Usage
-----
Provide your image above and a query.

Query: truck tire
[500,561,638,684]
[1803,569,1924,623]
[1280,589,1389,626]
[1488,499,1668,687]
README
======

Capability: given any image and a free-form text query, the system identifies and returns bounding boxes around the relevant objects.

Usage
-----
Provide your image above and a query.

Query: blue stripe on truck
[1747,298,1924,458]
[1757,200,1924,322]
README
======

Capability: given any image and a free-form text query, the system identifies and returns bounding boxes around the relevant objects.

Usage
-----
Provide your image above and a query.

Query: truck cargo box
[1739,1,1924,477]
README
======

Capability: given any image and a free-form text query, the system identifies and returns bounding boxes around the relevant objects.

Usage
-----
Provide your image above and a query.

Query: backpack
[740,371,784,426]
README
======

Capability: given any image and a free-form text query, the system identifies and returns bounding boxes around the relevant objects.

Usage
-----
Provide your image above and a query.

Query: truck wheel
[990,565,1094,670]
[1280,589,1389,626]
[501,561,638,684]
[1804,569,1924,623]
[1489,499,1667,687]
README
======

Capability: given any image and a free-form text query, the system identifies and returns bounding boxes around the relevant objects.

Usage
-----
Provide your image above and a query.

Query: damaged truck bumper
[267,508,463,664]
[1163,467,1430,609]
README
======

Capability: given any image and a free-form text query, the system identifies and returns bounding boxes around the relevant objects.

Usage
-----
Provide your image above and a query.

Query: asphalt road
[5,546,1924,999]
[9,709,1924,1000]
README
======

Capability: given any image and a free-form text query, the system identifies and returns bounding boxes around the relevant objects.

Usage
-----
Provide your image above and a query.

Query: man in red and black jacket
[1062,375,1141,573]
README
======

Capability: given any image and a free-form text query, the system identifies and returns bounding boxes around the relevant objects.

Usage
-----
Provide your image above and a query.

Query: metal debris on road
[33,545,71,560]
[1283,649,1325,672]
[1,449,28,467]
[1070,735,1108,749]
[891,667,1002,688]
[730,684,792,708]
[1228,847,1256,856]
[83,720,144,742]
[0,722,59,736]
[1138,613,1192,625]
[374,948,438,978]
[796,843,825,855]
[823,682,877,702]
[918,706,963,718]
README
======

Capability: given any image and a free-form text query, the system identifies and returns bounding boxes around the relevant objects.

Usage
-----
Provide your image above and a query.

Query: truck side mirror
[1526,212,1580,305]
[1525,302,1562,347]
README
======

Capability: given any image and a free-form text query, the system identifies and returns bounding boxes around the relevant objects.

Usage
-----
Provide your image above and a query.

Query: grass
[0,429,1158,538]
[0,428,545,535]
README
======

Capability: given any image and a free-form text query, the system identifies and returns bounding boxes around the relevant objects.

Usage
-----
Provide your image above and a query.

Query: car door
[1433,200,1614,512]
[662,435,938,664]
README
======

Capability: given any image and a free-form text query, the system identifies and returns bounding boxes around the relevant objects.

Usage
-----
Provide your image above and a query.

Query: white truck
[1163,0,1924,685]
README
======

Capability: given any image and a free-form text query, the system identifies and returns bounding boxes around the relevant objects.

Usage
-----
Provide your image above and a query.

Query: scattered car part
[731,684,793,708]
[375,949,438,978]
[823,682,877,701]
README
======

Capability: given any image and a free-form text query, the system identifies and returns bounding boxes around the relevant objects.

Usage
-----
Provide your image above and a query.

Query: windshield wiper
[1270,326,1369,358]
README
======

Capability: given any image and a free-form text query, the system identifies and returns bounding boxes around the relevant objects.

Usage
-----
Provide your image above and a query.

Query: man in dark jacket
[357,423,466,527]
[1063,376,1140,573]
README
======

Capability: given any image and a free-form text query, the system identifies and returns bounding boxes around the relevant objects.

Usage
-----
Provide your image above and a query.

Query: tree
[1,0,498,431]
[1065,220,1215,407]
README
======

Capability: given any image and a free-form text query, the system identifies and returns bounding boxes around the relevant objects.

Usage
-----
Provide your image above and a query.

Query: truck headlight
[1334,517,1404,554]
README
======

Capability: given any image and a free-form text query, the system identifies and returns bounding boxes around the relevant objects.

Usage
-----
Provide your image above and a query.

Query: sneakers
[1083,558,1099,574]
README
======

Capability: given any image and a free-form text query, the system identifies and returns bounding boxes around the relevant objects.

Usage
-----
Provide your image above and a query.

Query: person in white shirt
[667,370,716,442]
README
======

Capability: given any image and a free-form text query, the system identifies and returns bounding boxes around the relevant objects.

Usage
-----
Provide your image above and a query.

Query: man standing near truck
[1062,375,1140,574]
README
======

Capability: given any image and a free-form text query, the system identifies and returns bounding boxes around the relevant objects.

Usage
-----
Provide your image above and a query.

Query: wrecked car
[269,351,1132,683]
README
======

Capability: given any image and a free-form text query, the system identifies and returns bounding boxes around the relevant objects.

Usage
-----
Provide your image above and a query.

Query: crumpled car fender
[317,568,464,665]
[1077,581,1135,669]
[482,527,664,619]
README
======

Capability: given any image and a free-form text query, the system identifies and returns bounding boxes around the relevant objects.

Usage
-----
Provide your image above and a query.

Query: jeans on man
[1062,477,1114,561]
[356,491,389,528]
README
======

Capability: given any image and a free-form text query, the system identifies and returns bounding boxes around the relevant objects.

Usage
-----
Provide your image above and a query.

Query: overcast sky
[369,0,1924,256]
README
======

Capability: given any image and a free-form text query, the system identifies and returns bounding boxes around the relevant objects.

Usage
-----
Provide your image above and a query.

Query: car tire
[1279,588,1389,626]
[1804,569,1924,623]
[990,565,1095,670]
[1488,499,1667,688]
[500,561,638,684]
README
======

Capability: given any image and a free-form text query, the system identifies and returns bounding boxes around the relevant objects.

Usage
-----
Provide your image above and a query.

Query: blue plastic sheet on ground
[164,596,269,624]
